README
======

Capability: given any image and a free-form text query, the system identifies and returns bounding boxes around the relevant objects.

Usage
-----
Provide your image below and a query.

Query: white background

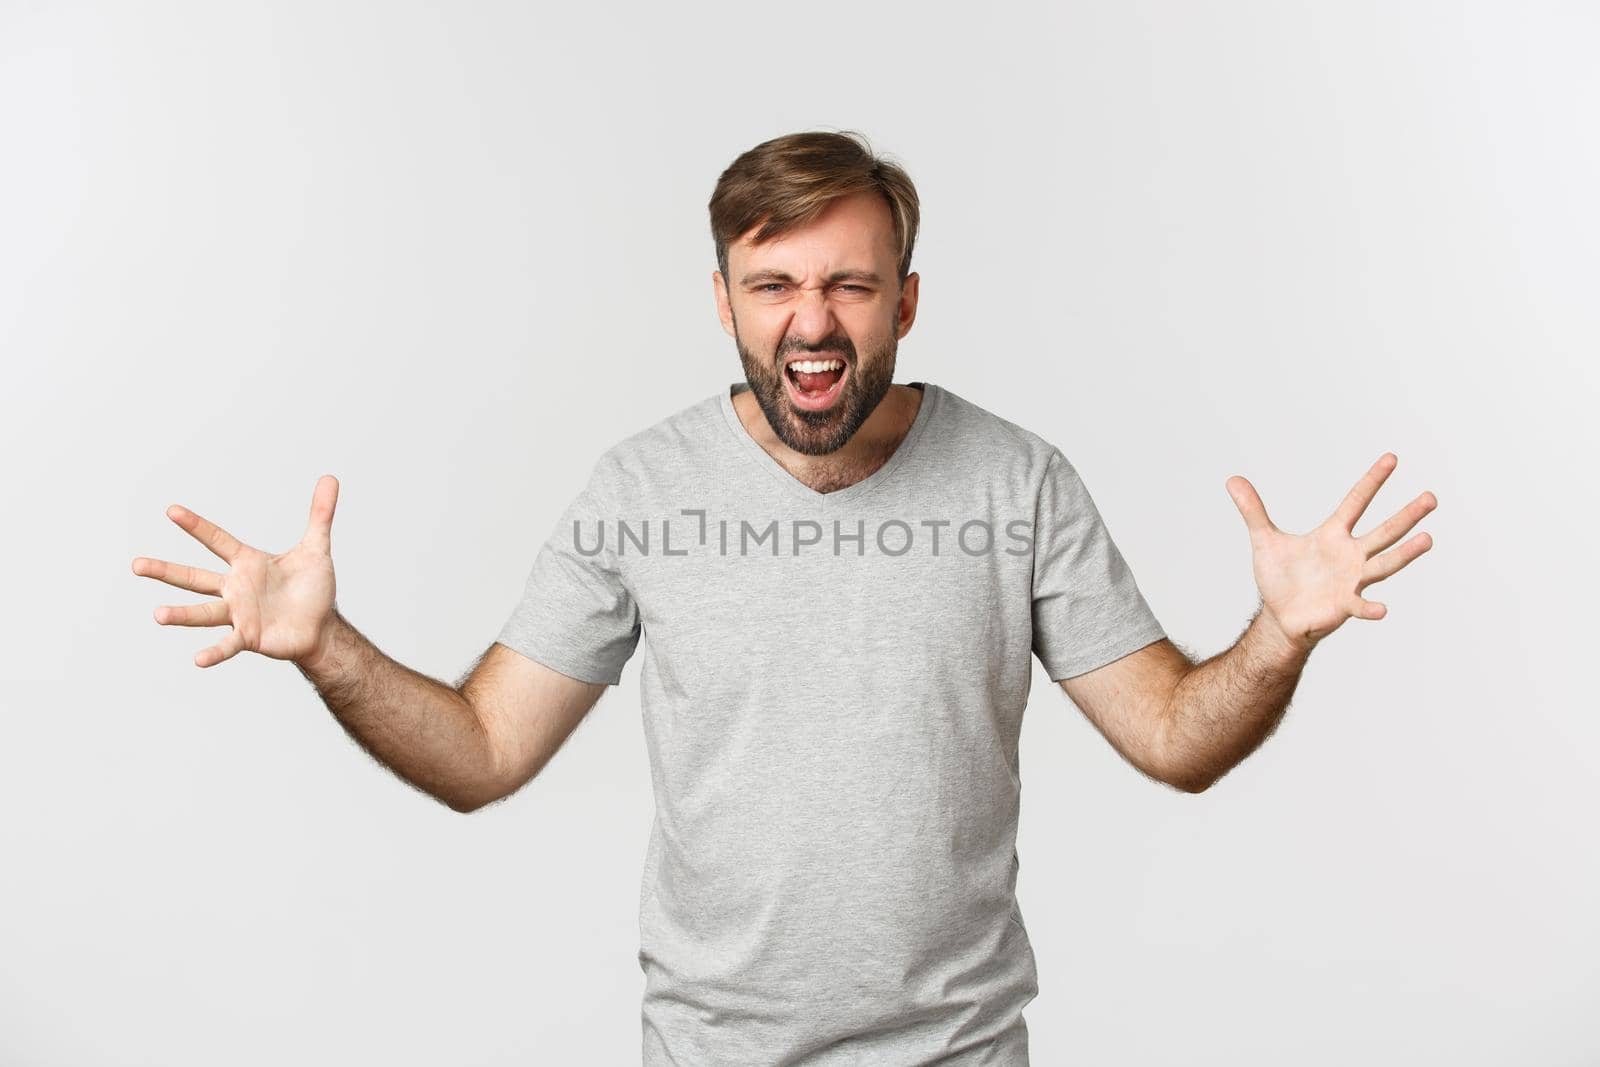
[3,2,1595,1064]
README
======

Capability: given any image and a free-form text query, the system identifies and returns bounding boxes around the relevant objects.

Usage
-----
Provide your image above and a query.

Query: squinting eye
[759,284,785,293]
[837,285,867,292]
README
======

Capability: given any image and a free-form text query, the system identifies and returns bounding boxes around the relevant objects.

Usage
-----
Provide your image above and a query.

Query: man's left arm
[1060,452,1438,793]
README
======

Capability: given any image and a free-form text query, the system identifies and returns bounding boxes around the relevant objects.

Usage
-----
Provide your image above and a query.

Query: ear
[894,271,920,340]
[713,270,736,338]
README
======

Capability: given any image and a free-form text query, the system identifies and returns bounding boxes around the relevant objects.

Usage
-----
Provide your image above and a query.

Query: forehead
[729,191,896,275]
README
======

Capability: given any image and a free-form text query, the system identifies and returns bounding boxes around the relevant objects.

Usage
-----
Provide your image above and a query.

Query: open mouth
[784,357,848,412]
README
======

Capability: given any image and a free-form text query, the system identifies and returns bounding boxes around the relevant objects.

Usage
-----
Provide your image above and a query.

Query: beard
[733,318,897,457]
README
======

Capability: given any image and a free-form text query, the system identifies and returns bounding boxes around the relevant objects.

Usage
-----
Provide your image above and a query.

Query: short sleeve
[1031,449,1166,681]
[496,455,641,685]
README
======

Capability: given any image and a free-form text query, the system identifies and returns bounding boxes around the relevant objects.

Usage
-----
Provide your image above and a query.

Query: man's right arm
[296,610,608,813]
[137,475,612,813]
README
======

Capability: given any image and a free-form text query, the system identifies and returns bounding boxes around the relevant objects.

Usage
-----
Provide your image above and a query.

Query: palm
[132,475,341,668]
[218,540,335,660]
[1227,454,1437,652]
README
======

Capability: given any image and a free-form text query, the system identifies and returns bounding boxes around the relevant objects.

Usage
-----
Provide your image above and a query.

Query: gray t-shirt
[497,380,1166,1065]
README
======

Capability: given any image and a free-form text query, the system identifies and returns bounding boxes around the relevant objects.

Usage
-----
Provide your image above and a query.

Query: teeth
[788,359,844,374]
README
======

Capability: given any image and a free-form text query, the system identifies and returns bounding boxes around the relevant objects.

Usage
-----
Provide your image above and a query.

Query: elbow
[446,697,511,813]
[443,779,505,814]
[1153,683,1216,794]
[1167,769,1217,794]
[446,792,498,814]
[1155,747,1218,794]
[1156,743,1217,793]
[445,779,509,813]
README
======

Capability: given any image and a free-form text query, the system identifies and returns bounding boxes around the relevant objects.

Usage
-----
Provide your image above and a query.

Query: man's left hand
[1227,452,1438,655]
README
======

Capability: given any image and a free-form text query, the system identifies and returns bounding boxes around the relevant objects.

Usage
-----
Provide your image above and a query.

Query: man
[132,131,1437,1064]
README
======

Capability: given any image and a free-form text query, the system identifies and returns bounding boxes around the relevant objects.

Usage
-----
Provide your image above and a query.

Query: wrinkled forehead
[729,194,898,280]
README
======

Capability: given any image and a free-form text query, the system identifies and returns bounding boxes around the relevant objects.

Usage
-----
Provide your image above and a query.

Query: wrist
[1256,605,1315,662]
[298,610,346,675]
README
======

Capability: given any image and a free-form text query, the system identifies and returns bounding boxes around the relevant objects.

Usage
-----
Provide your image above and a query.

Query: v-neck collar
[717,381,941,506]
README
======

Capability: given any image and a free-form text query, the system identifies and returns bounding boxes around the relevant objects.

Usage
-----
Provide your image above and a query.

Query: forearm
[1157,604,1313,792]
[295,609,500,812]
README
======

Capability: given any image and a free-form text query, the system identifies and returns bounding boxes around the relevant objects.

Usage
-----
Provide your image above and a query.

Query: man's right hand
[133,475,341,669]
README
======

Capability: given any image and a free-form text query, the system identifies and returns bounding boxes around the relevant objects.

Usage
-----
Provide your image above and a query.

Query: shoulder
[587,389,728,500]
[924,382,1064,478]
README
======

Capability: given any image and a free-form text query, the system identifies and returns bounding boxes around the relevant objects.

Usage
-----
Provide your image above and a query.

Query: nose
[788,286,839,345]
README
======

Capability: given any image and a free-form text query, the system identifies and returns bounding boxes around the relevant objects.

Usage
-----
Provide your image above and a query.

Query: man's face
[714,191,919,456]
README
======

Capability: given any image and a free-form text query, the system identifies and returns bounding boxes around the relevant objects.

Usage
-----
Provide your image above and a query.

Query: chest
[619,504,1038,694]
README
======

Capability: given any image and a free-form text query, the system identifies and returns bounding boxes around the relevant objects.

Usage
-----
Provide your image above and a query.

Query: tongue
[793,367,843,394]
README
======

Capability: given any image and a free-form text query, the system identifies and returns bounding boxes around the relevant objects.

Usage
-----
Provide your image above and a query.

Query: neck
[733,382,923,494]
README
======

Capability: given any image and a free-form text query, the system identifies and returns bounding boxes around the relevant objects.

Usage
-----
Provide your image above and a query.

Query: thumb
[1226,475,1277,541]
[303,474,339,553]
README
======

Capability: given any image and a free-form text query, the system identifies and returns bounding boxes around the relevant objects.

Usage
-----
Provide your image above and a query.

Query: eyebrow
[739,269,884,286]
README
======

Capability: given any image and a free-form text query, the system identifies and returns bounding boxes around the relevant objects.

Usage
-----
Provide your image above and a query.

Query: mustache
[778,338,855,361]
